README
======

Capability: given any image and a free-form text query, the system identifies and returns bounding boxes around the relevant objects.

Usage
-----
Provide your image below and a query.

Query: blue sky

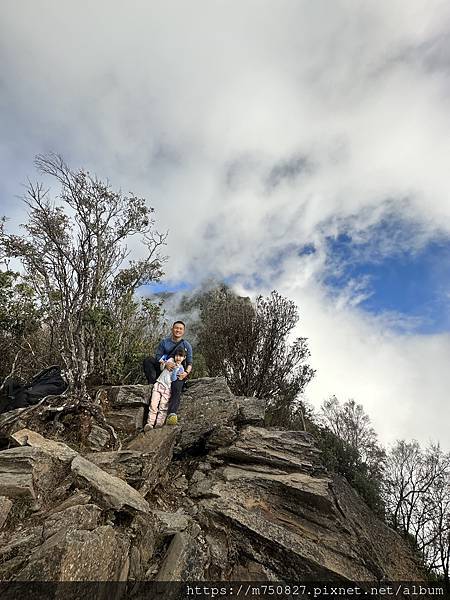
[149,232,450,336]
[324,234,450,335]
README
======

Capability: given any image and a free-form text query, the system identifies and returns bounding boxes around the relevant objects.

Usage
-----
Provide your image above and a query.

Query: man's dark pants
[143,357,184,415]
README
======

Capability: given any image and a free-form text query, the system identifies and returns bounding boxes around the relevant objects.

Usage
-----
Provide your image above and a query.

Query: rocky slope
[0,377,424,585]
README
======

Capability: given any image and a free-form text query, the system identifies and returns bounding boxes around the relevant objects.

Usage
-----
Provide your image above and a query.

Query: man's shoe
[144,423,153,432]
[166,414,178,426]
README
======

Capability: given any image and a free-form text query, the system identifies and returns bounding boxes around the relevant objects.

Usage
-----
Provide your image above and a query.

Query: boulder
[71,455,150,514]
[127,512,161,581]
[86,427,176,497]
[104,407,145,435]
[0,525,44,563]
[126,427,177,496]
[206,426,238,450]
[103,385,151,408]
[43,490,92,516]
[236,396,266,426]
[152,510,191,535]
[85,451,147,485]
[176,377,238,452]
[154,530,206,581]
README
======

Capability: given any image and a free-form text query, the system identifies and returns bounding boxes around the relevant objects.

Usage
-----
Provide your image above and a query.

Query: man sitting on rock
[143,320,193,426]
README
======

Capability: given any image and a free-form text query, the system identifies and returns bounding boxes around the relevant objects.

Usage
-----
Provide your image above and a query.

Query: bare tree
[320,396,385,477]
[383,440,450,586]
[0,153,166,396]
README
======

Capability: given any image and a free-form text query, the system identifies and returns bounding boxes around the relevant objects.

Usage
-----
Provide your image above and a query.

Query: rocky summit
[0,377,424,585]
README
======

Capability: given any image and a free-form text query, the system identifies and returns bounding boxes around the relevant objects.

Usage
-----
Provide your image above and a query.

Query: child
[144,348,185,430]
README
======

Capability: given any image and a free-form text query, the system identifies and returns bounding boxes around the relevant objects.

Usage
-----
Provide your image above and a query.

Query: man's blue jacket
[155,337,193,367]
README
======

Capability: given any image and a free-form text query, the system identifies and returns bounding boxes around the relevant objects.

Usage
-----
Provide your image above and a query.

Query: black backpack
[0,365,68,414]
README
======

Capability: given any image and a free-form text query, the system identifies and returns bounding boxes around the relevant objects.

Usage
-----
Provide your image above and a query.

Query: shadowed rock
[16,525,130,581]
[0,496,13,528]
[99,384,151,436]
[0,446,66,503]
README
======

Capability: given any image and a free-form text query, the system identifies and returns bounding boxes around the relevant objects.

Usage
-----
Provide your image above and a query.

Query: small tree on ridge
[0,153,166,396]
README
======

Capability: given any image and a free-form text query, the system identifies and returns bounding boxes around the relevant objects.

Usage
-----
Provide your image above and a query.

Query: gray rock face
[155,530,206,581]
[17,525,130,581]
[125,427,177,496]
[86,434,175,497]
[206,425,238,450]
[43,503,102,540]
[0,378,425,584]
[71,455,150,514]
[214,426,325,473]
[192,425,423,581]
[105,407,145,435]
[176,377,238,452]
[104,385,152,408]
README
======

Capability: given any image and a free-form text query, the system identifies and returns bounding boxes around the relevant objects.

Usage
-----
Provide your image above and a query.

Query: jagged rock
[0,525,44,564]
[71,455,149,514]
[43,504,102,539]
[15,525,130,581]
[11,428,78,464]
[206,425,238,449]
[192,423,424,582]
[86,450,147,484]
[173,474,188,492]
[152,510,191,535]
[0,496,13,528]
[0,378,427,585]
[236,396,266,426]
[44,490,92,516]
[330,475,423,580]
[126,427,177,496]
[0,447,66,503]
[213,426,325,473]
[86,425,110,451]
[176,377,238,452]
[86,427,176,497]
[154,530,206,581]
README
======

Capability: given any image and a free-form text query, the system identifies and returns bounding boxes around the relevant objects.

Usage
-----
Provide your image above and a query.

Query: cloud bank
[1,0,450,447]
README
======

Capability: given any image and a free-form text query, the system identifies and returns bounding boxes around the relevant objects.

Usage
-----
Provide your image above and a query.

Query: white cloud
[278,276,450,450]
[2,0,450,447]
